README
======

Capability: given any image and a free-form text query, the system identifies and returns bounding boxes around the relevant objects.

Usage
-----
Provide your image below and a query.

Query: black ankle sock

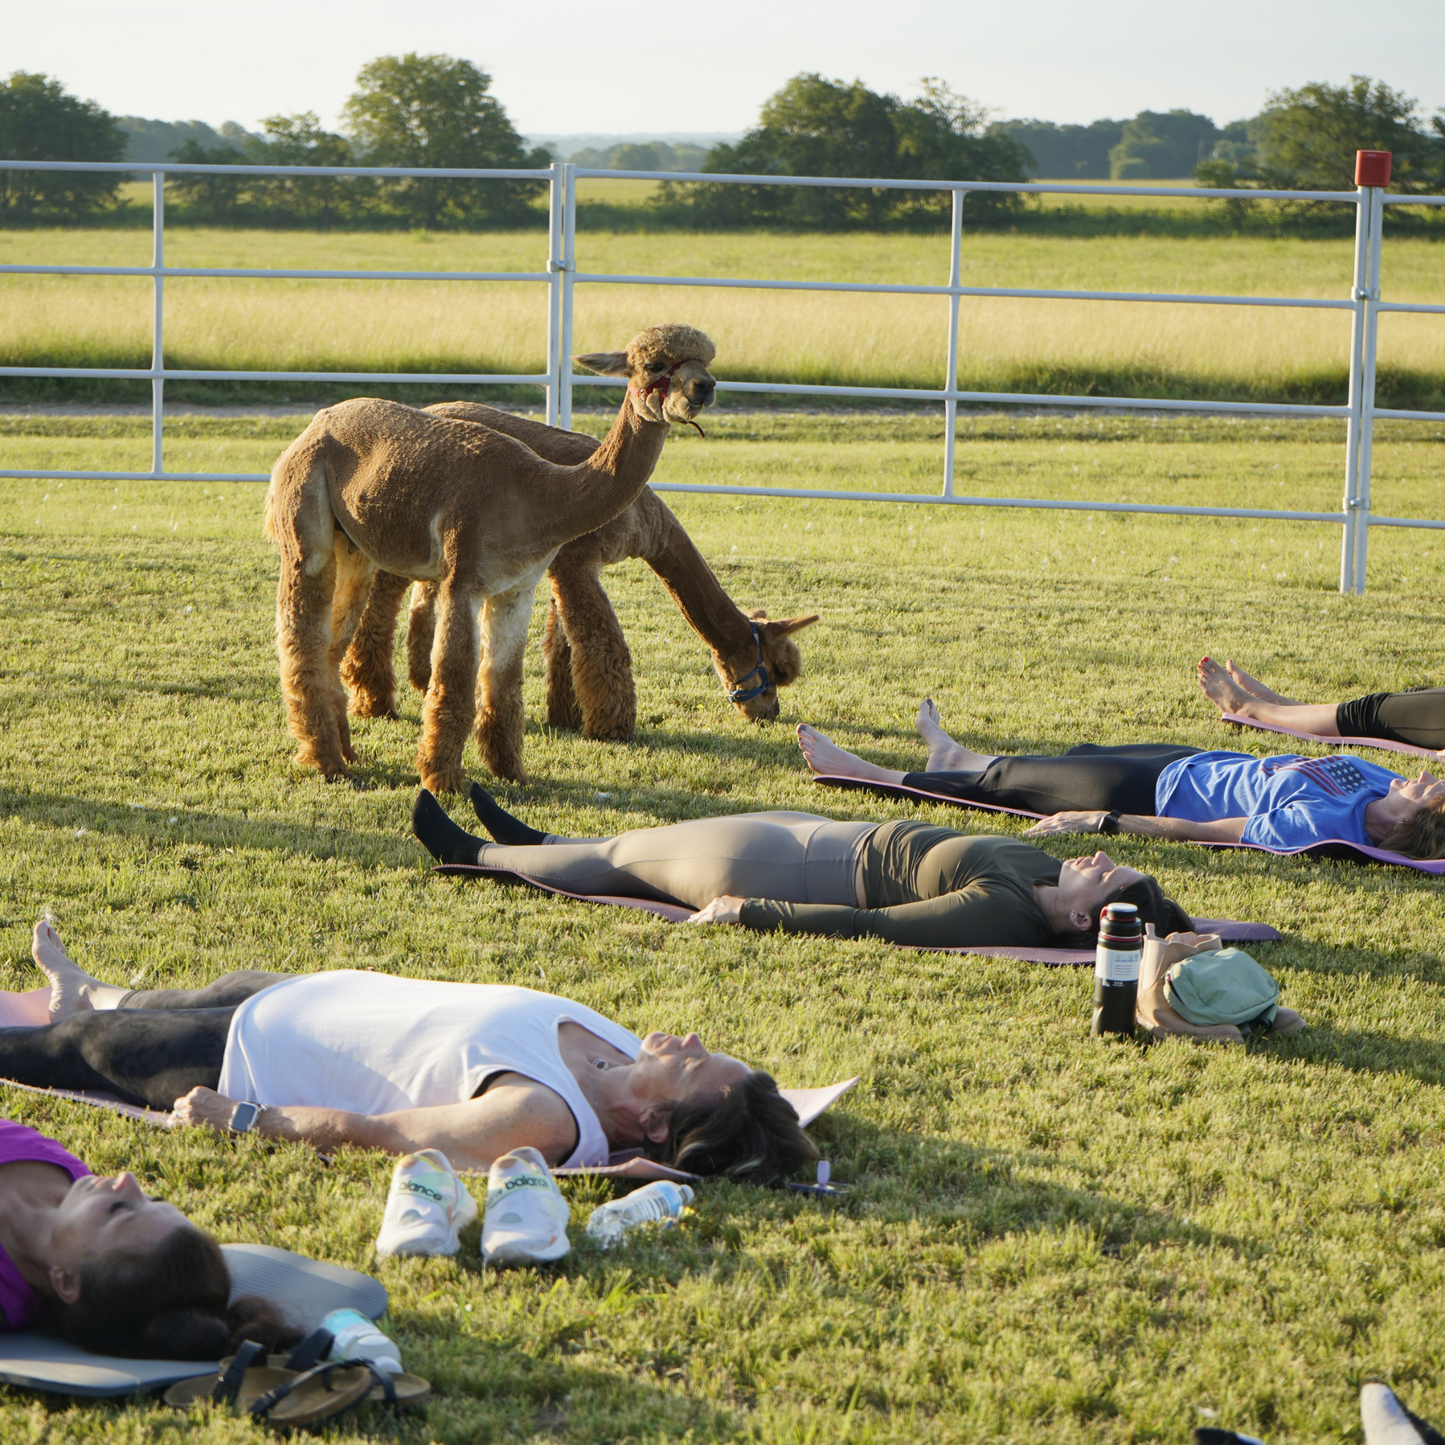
[411,790,485,866]
[469,783,546,846]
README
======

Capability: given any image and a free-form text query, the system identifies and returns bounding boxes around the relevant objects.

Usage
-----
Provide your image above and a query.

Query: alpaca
[263,324,717,790]
[341,402,817,741]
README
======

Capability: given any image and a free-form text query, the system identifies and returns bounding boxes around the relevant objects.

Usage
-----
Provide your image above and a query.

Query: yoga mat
[1220,712,1440,761]
[0,1077,175,1126]
[809,775,1445,876]
[0,1245,386,1398]
[433,864,1279,963]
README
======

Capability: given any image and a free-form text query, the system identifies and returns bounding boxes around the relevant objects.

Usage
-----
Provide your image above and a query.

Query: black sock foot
[469,783,546,846]
[412,790,486,866]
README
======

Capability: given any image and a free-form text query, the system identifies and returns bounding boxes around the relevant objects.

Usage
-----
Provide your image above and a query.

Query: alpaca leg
[406,580,439,694]
[543,591,583,730]
[553,563,637,743]
[475,579,539,784]
[340,569,410,720]
[325,544,377,763]
[416,578,482,794]
[275,535,348,779]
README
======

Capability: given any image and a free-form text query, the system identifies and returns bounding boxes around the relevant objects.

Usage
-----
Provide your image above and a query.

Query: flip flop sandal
[186,1329,431,1411]
[163,1339,383,1427]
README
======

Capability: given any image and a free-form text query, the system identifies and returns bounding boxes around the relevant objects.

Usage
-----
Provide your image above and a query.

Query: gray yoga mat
[0,1244,387,1398]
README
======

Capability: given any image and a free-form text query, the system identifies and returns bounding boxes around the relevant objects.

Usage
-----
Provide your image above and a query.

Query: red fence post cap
[1355,150,1392,187]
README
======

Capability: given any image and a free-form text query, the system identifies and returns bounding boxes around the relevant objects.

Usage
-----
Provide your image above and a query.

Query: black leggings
[0,971,288,1110]
[1336,689,1445,750]
[903,743,1204,816]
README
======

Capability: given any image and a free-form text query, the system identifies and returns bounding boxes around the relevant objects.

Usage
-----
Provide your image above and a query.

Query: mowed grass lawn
[1,414,1444,1443]
[3,227,1445,404]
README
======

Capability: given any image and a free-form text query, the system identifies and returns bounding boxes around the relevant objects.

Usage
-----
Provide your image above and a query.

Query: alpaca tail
[264,411,333,551]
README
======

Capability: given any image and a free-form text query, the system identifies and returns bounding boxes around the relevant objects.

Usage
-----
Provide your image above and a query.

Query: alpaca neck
[644,512,755,671]
[536,397,669,548]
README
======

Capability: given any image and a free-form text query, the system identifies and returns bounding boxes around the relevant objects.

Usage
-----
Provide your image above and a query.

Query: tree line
[2,59,1442,231]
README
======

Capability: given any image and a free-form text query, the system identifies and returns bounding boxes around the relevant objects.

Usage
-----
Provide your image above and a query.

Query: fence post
[1338,187,1369,593]
[1351,182,1385,594]
[545,162,563,427]
[942,189,964,498]
[151,170,165,477]
[558,163,577,430]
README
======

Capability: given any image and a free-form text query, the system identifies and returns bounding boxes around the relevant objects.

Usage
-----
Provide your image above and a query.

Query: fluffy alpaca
[340,402,817,741]
[262,324,716,790]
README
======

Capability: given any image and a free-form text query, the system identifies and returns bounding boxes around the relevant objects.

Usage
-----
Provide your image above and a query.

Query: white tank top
[216,972,641,1167]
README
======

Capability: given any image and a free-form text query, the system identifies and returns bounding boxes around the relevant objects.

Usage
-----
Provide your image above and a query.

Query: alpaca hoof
[545,707,582,732]
[581,722,636,743]
[419,761,468,795]
[349,693,400,721]
[295,746,350,780]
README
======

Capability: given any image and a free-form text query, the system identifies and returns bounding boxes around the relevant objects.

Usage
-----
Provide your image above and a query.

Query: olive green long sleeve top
[737,823,1060,947]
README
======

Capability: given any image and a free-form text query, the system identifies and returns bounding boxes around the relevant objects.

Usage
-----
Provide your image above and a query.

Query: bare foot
[32,920,106,1022]
[795,725,905,785]
[1197,656,1263,718]
[913,698,998,773]
[1225,660,1298,707]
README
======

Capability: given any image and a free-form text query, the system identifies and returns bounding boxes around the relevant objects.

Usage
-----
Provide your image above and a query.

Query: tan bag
[1137,929,1246,1043]
[1137,927,1305,1042]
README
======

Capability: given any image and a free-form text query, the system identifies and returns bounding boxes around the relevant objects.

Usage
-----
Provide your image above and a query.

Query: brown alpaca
[342,402,818,741]
[262,324,717,790]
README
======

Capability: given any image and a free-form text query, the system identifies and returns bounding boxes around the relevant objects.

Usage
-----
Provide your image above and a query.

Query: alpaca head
[716,610,820,722]
[575,324,717,426]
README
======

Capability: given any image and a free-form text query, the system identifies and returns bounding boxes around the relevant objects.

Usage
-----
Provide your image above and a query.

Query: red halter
[629,361,706,437]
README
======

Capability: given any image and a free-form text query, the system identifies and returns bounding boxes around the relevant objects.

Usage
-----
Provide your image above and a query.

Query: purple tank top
[0,1119,89,1331]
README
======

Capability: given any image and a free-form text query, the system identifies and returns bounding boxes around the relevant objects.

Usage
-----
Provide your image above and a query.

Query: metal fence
[2,157,1443,595]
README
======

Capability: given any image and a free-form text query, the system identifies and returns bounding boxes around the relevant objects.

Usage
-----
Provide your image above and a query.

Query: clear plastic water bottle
[321,1307,403,1375]
[585,1181,695,1248]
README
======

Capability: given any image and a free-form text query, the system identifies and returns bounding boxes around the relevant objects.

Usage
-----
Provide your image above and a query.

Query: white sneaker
[481,1147,571,1265]
[375,1148,478,1258]
[1362,1384,1434,1445]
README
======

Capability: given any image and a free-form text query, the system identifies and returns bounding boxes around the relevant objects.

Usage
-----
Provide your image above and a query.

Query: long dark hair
[43,1224,298,1360]
[1056,873,1193,944]
[644,1070,819,1186]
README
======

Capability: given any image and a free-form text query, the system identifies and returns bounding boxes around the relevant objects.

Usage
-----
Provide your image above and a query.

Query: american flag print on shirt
[1261,756,1370,796]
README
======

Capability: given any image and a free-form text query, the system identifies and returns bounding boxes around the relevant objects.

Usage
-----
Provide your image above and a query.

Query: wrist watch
[228,1100,266,1134]
[1098,811,1122,836]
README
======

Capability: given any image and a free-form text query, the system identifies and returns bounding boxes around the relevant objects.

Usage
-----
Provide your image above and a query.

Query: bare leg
[1225,660,1300,706]
[32,921,129,1020]
[796,725,909,785]
[913,698,1000,772]
[1198,657,1341,736]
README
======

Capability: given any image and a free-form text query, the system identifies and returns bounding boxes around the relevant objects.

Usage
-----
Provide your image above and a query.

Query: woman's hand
[1025,811,1108,837]
[172,1085,240,1133]
[686,896,746,925]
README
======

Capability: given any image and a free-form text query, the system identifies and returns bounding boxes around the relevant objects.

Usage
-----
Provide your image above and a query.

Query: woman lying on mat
[0,1108,294,1356]
[796,701,1445,860]
[1198,656,1445,755]
[0,923,813,1185]
[411,786,1193,948]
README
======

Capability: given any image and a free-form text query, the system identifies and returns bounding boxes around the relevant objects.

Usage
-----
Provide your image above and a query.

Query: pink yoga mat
[809,774,1445,876]
[1220,712,1440,761]
[433,865,1279,963]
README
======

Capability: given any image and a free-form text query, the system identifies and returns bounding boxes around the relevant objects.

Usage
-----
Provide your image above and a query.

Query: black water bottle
[1091,902,1142,1038]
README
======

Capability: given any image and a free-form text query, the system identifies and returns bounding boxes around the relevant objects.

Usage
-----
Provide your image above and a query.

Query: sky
[6,0,1444,137]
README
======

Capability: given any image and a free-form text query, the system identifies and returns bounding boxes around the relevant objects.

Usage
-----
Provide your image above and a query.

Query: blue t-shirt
[1155,750,1400,851]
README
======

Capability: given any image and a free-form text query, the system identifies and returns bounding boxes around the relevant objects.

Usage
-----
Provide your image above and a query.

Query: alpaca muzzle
[631,363,708,437]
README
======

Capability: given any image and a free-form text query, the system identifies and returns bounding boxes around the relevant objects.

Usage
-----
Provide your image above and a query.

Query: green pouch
[1164,948,1279,1032]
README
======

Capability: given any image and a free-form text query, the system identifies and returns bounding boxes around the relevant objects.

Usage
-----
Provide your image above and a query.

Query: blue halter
[726,621,773,704]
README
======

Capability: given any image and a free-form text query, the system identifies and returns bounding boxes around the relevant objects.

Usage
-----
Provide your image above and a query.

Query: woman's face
[1054,851,1147,925]
[1380,770,1445,824]
[632,1031,751,1105]
[49,1172,188,1284]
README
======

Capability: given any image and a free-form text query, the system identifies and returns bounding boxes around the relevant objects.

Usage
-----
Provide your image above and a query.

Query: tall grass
[1,229,1443,406]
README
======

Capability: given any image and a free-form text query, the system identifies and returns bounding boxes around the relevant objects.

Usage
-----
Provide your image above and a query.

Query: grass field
[3,228,1444,407]
[1,413,1444,1443]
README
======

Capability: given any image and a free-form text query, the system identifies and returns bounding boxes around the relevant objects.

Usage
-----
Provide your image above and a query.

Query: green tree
[672,74,1026,229]
[249,113,356,227]
[1109,110,1219,179]
[0,71,125,221]
[163,137,246,222]
[1248,76,1439,192]
[988,118,1123,178]
[342,53,549,226]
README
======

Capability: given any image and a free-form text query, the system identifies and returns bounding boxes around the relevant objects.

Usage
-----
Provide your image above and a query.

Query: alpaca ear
[573,351,630,376]
[764,614,820,637]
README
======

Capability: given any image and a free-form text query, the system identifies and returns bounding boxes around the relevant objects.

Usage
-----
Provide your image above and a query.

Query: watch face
[231,1102,258,1133]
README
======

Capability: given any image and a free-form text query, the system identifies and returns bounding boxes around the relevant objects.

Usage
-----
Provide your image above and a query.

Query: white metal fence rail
[1,157,1442,594]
